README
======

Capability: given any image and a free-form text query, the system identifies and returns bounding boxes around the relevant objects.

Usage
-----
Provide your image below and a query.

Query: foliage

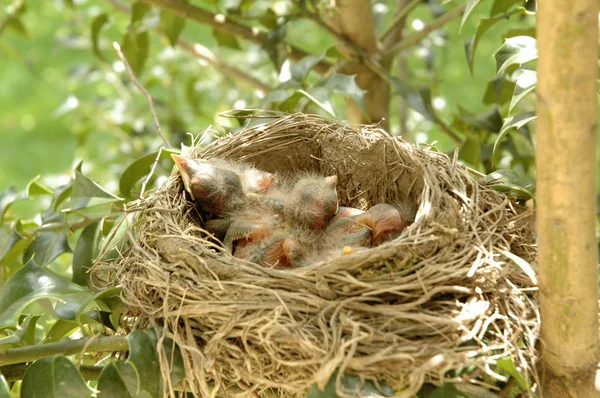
[0,0,540,396]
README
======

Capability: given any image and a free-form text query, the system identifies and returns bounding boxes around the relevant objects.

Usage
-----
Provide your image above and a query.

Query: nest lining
[98,113,539,397]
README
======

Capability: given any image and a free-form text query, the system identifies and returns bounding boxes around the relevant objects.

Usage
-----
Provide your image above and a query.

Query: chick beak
[171,154,196,200]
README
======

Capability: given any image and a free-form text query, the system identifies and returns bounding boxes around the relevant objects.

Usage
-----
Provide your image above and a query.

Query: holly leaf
[495,36,537,74]
[465,17,504,74]
[0,186,22,223]
[21,356,94,398]
[122,28,150,76]
[483,74,515,106]
[44,319,79,343]
[496,357,529,390]
[0,224,24,261]
[460,0,485,32]
[23,230,72,267]
[264,24,288,72]
[25,176,52,197]
[322,73,367,117]
[0,259,87,328]
[0,374,10,398]
[509,69,536,113]
[72,219,104,287]
[97,361,139,398]
[493,111,536,159]
[291,53,325,82]
[119,149,177,199]
[66,171,122,211]
[127,330,162,398]
[298,88,335,116]
[213,30,241,50]
[91,13,110,61]
[160,9,186,47]
[490,0,526,16]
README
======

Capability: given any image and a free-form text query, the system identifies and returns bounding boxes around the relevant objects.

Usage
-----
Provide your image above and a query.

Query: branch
[177,40,272,92]
[384,4,467,56]
[380,0,421,46]
[107,0,272,92]
[138,0,332,73]
[1,363,104,381]
[113,42,171,147]
[0,336,128,366]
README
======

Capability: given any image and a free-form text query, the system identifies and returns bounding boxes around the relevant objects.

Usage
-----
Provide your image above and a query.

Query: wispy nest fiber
[97,113,539,397]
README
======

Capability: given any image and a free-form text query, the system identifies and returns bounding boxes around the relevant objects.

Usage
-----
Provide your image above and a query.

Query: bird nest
[97,112,539,397]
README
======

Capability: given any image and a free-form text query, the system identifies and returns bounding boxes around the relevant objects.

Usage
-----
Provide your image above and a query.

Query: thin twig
[384,4,467,56]
[138,0,332,73]
[106,0,272,92]
[0,336,129,366]
[141,147,164,198]
[112,42,170,147]
[380,0,421,45]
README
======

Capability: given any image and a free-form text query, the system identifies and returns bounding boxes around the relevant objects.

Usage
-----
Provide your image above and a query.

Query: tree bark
[537,0,599,395]
[328,0,389,128]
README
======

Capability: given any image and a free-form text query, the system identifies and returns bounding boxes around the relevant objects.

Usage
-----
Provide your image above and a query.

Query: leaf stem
[0,336,128,366]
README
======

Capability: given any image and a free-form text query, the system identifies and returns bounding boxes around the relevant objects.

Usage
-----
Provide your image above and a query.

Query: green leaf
[21,315,41,345]
[91,13,110,61]
[496,357,529,390]
[0,224,24,261]
[23,230,72,267]
[482,169,525,186]
[493,111,536,158]
[417,383,467,397]
[6,17,27,37]
[261,88,293,106]
[25,176,52,197]
[213,30,241,50]
[291,53,325,82]
[297,88,335,116]
[21,356,94,398]
[119,148,177,198]
[393,79,439,123]
[127,330,162,398]
[509,69,536,113]
[465,17,504,74]
[490,0,525,16]
[44,319,79,343]
[131,2,150,25]
[0,259,87,328]
[495,36,537,74]
[322,73,367,117]
[54,293,95,321]
[97,361,139,398]
[162,337,185,387]
[306,371,393,397]
[122,29,150,76]
[460,0,485,32]
[483,74,515,106]
[0,374,10,398]
[265,24,287,72]
[460,135,481,167]
[73,219,104,287]
[160,9,186,47]
[489,183,534,199]
[66,170,122,211]
[0,186,21,224]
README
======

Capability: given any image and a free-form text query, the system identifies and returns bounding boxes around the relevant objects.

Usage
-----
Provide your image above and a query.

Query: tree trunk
[537,0,599,395]
[329,0,389,128]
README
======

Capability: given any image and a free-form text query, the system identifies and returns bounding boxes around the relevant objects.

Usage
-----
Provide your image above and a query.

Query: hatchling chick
[171,154,246,216]
[284,175,339,231]
[246,233,312,269]
[329,206,365,223]
[208,158,279,195]
[222,201,285,254]
[356,203,408,246]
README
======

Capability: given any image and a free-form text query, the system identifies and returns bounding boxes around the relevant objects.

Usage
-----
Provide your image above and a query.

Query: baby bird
[356,204,408,246]
[329,206,365,223]
[246,234,309,268]
[171,154,246,216]
[284,175,339,231]
[208,158,278,195]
